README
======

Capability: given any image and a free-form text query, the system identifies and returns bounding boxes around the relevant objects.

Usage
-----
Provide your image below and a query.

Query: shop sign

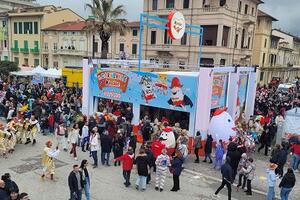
[167,11,186,40]
[97,71,129,92]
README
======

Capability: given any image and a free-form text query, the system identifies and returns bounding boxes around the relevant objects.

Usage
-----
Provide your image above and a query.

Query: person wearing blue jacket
[267,163,277,200]
[170,150,184,192]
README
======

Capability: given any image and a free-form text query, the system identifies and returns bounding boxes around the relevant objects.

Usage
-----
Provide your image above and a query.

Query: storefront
[82,59,257,138]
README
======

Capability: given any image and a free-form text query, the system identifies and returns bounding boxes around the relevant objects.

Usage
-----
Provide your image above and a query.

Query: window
[53,43,58,50]
[132,44,137,55]
[152,0,158,10]
[241,29,245,48]
[264,38,267,48]
[14,22,17,34]
[4,56,8,61]
[44,42,48,50]
[34,59,39,67]
[14,40,18,48]
[119,43,124,52]
[14,57,19,65]
[24,22,33,34]
[33,41,39,49]
[181,33,187,45]
[245,4,248,14]
[53,61,58,68]
[251,8,254,16]
[183,0,189,9]
[4,40,7,48]
[164,30,172,44]
[24,58,28,66]
[132,29,138,36]
[262,53,266,65]
[18,22,23,34]
[94,42,98,52]
[234,34,238,48]
[34,22,38,34]
[238,1,242,13]
[220,59,226,66]
[260,72,264,81]
[247,37,251,49]
[24,40,28,49]
[166,0,174,9]
[2,20,6,27]
[151,31,156,44]
[120,31,125,36]
[202,25,218,46]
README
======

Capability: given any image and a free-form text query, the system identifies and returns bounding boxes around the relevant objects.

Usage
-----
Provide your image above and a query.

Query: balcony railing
[11,47,19,53]
[20,48,29,54]
[30,48,40,54]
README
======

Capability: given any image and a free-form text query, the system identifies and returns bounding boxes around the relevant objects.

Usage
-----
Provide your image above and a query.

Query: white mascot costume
[160,127,176,156]
[209,108,237,142]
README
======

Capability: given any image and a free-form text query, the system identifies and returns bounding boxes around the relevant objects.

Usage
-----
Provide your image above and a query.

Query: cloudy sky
[37,0,300,36]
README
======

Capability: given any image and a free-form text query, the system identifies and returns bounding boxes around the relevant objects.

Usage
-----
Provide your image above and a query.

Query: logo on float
[167,11,186,40]
[97,71,129,92]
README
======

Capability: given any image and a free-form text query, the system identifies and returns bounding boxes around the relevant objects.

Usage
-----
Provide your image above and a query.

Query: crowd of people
[0,76,300,200]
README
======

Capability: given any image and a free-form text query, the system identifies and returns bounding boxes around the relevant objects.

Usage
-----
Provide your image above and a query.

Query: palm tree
[86,0,127,59]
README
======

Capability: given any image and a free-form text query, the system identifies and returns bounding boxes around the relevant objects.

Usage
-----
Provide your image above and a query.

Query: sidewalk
[184,153,299,200]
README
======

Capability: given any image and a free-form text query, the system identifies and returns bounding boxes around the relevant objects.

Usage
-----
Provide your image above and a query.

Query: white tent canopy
[10,66,62,78]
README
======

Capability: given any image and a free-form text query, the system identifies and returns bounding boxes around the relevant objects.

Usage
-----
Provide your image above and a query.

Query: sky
[37,0,300,36]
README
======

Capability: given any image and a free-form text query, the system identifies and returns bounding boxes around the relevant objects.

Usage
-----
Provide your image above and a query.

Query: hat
[46,140,52,146]
[170,77,182,89]
[268,163,278,170]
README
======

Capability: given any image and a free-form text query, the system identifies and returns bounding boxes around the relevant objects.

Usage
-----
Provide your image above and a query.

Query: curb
[183,168,280,199]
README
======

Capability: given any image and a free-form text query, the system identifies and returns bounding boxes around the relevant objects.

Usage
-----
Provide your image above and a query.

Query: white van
[277,83,296,93]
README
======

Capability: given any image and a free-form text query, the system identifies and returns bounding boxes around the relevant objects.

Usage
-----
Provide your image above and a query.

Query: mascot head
[170,77,184,103]
[160,127,176,149]
[209,108,237,142]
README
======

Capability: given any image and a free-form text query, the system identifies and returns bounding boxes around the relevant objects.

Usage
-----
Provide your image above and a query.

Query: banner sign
[90,68,198,126]
[32,74,44,85]
[235,74,249,121]
[211,74,228,109]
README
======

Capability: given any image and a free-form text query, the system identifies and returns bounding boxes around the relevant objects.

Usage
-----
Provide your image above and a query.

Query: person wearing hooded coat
[279,168,296,200]
[203,134,213,163]
[227,143,241,182]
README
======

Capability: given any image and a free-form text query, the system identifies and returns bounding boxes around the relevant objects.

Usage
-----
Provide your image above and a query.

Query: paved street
[0,134,267,200]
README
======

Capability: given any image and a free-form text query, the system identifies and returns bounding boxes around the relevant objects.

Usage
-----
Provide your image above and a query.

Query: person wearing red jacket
[115,147,135,187]
[291,143,300,171]
[48,113,55,134]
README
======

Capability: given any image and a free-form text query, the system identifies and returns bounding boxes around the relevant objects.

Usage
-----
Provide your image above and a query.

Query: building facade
[41,20,140,68]
[7,5,83,67]
[0,0,38,12]
[142,0,263,69]
[0,12,9,61]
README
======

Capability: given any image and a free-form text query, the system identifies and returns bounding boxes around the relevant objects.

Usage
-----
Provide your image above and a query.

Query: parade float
[81,11,258,145]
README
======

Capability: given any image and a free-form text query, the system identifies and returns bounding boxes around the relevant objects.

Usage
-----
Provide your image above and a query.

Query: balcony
[30,48,40,55]
[240,14,256,25]
[11,47,19,53]
[56,49,88,56]
[20,48,29,54]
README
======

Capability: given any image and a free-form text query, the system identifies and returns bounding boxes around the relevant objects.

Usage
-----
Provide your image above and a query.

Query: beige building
[0,0,38,12]
[253,10,300,84]
[7,5,83,67]
[142,0,263,69]
[41,20,141,68]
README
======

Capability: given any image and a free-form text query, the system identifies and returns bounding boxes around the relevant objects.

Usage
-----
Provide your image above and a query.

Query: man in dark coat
[0,180,9,200]
[100,131,113,166]
[203,134,213,163]
[214,157,233,200]
[1,173,19,195]
[68,165,84,200]
[227,145,241,182]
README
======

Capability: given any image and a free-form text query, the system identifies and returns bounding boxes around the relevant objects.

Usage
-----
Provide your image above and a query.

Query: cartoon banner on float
[235,74,249,122]
[90,68,197,127]
[211,73,228,109]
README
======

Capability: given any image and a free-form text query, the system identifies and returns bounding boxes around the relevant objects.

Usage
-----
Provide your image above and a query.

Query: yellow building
[7,5,83,67]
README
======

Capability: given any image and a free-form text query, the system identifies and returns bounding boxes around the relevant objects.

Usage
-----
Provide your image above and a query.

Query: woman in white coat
[90,130,100,168]
[68,123,80,160]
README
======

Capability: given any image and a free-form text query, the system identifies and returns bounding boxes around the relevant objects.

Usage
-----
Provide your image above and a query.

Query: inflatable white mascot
[209,108,237,141]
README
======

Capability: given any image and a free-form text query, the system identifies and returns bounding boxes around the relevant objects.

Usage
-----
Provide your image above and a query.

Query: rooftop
[257,10,278,21]
[43,21,86,31]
